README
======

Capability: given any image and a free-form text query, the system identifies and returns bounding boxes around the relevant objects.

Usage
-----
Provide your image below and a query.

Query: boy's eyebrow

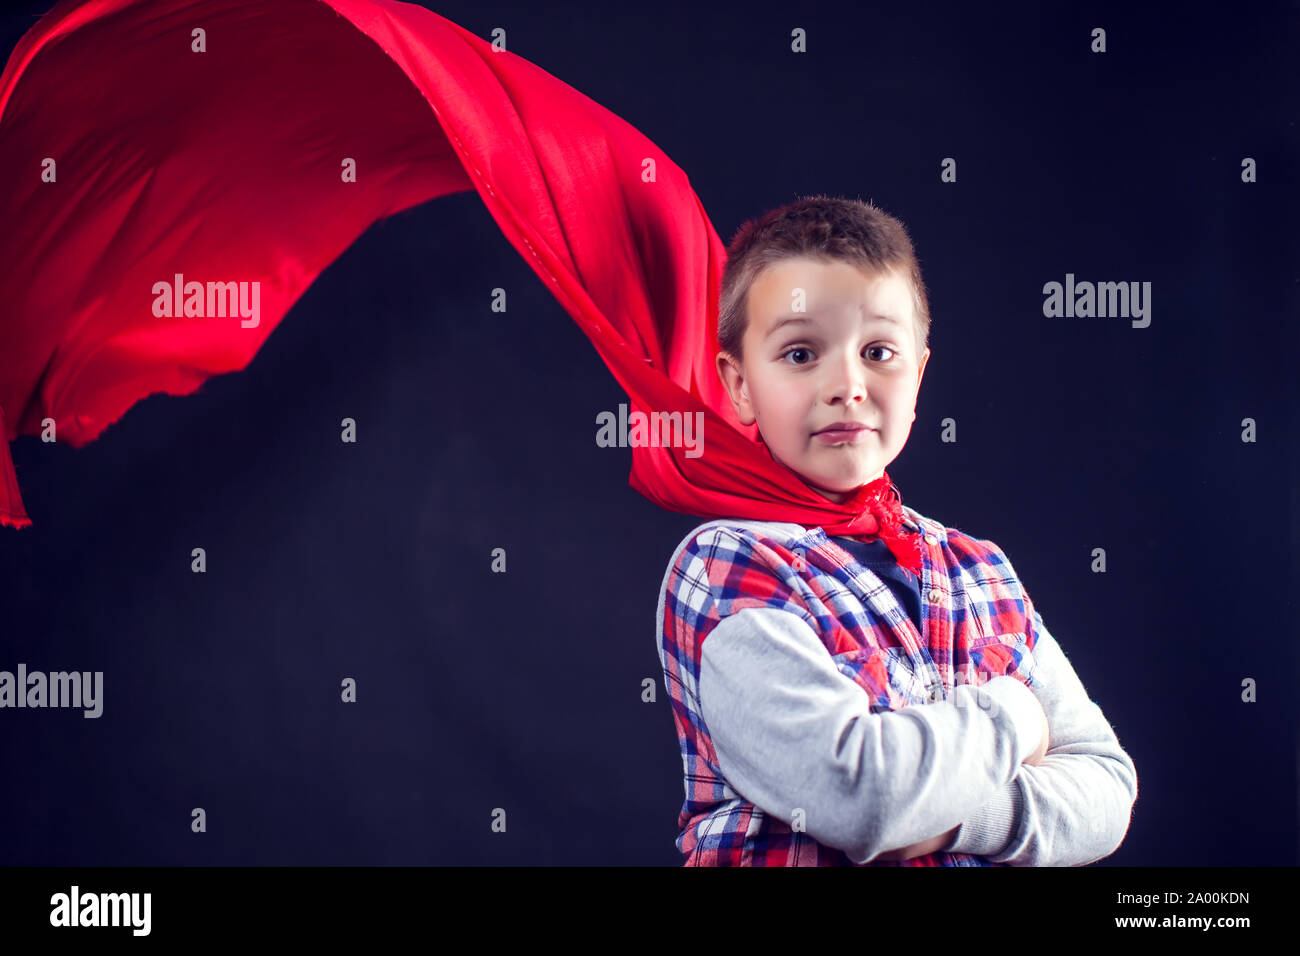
[765,313,902,338]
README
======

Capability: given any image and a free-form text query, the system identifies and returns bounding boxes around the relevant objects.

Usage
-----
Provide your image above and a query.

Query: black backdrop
[1,0,1296,866]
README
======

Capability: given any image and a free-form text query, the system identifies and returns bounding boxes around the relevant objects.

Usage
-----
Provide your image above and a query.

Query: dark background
[1,0,1296,865]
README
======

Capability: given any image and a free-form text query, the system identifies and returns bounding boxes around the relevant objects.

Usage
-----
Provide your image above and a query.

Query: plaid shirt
[654,505,1138,866]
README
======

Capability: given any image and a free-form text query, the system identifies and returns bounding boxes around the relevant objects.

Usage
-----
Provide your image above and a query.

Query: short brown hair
[717,195,930,363]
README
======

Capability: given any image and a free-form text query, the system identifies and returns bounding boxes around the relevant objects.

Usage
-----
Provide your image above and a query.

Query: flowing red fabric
[0,0,922,571]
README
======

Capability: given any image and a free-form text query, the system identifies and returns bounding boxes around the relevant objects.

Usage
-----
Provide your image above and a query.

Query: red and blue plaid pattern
[656,506,1047,866]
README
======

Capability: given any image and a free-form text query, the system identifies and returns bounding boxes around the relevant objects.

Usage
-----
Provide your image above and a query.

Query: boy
[655,196,1138,866]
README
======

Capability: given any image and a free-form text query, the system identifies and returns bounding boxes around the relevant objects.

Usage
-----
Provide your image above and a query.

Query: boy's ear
[912,347,931,423]
[715,351,755,426]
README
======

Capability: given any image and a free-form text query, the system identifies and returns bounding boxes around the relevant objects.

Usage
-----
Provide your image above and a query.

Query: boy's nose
[823,354,868,405]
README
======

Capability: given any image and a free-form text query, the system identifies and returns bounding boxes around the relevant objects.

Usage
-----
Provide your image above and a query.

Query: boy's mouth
[814,419,873,434]
[813,425,875,444]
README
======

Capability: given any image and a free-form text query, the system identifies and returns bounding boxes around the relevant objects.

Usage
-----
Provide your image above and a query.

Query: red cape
[0,0,916,556]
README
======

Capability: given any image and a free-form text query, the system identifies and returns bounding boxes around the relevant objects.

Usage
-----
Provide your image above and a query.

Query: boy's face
[716,257,930,504]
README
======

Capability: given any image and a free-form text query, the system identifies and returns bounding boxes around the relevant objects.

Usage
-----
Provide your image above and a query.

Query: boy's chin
[780,456,882,502]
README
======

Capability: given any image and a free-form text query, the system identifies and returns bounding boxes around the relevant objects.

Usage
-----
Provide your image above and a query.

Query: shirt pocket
[963,630,1030,680]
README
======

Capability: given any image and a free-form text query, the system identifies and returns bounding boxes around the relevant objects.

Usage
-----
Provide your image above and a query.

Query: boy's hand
[1022,692,1050,766]
[876,686,1050,862]
[878,690,1050,862]
[874,825,960,862]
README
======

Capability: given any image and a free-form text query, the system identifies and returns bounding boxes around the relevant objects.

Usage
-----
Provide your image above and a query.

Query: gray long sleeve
[698,605,1046,865]
[945,621,1138,865]
[699,605,1137,865]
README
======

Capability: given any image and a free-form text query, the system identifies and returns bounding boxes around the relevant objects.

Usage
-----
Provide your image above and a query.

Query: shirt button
[924,534,939,545]
[928,588,943,604]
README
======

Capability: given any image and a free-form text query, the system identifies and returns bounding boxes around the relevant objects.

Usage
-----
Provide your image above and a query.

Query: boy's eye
[781,345,896,365]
